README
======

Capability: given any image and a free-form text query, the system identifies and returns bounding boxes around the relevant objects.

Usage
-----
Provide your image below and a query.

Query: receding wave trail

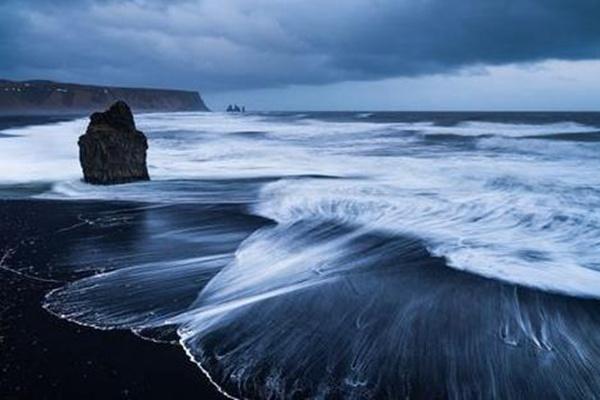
[3,111,600,398]
[42,209,600,399]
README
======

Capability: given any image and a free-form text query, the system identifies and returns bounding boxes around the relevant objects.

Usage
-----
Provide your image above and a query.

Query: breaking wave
[3,111,600,398]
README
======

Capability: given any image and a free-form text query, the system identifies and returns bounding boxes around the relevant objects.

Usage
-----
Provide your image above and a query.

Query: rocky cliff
[0,79,209,115]
[78,101,150,185]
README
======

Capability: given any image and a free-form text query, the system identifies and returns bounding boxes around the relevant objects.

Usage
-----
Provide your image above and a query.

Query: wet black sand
[0,200,226,400]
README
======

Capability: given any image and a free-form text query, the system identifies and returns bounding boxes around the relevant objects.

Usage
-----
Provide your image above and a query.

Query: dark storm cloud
[1,0,600,91]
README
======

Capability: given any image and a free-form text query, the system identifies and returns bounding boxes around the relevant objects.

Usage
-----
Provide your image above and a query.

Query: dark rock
[226,104,244,113]
[78,101,150,185]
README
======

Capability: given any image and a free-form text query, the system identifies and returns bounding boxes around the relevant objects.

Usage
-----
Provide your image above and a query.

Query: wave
[253,176,600,298]
[4,112,599,296]
[37,178,268,204]
[42,205,600,399]
[0,118,87,183]
[1,112,598,295]
[5,111,600,397]
[525,131,600,142]
[417,121,599,138]
[3,112,595,187]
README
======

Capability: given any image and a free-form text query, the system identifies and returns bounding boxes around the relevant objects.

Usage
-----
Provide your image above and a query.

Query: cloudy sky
[2,0,600,110]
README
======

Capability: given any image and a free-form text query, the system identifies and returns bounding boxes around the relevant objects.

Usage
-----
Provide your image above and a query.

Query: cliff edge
[0,79,209,115]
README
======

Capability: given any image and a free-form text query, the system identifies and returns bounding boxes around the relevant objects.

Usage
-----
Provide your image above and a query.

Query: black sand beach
[0,200,225,400]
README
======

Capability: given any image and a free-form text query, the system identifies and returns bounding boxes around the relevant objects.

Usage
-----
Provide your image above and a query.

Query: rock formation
[78,101,150,185]
[226,104,244,113]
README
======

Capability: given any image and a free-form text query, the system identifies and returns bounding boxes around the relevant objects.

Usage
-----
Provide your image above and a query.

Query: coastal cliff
[0,79,209,115]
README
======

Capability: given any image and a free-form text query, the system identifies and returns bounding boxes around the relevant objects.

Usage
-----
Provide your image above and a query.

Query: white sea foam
[253,174,600,298]
[3,112,600,296]
[418,121,599,137]
[26,111,600,398]
[0,118,87,183]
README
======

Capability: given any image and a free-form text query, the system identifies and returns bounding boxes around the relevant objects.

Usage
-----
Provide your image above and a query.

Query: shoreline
[0,199,226,400]
[41,284,240,400]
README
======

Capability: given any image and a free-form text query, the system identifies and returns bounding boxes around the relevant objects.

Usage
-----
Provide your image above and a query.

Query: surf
[3,110,600,398]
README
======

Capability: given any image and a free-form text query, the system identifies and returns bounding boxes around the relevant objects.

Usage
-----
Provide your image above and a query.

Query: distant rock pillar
[78,101,150,185]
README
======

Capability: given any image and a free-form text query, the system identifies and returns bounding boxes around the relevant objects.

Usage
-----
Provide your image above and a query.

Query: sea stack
[78,101,150,185]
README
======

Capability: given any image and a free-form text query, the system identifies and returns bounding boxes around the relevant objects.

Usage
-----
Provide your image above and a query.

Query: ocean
[2,111,600,399]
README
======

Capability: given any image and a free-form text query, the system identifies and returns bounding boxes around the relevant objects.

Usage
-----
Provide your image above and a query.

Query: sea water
[2,111,600,398]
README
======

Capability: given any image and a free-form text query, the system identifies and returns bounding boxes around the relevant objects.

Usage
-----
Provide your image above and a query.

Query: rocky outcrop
[78,101,150,185]
[0,79,209,115]
[226,104,245,113]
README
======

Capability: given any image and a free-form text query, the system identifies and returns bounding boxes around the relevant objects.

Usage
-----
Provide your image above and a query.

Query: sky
[1,0,600,111]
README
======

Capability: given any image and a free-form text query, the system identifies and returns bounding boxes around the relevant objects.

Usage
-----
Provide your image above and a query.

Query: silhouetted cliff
[0,80,209,115]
